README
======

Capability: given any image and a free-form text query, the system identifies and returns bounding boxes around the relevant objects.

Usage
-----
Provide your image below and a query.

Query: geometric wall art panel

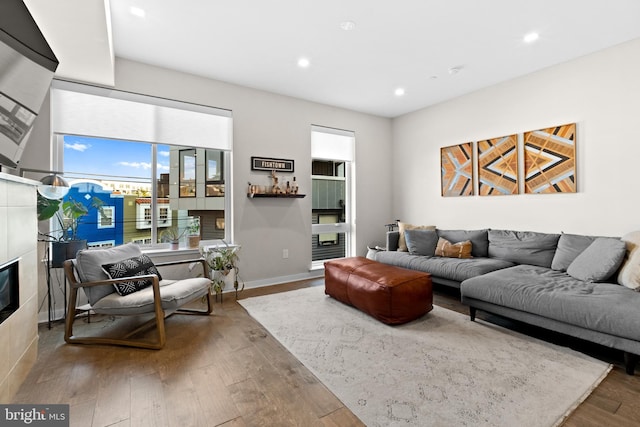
[523,123,576,194]
[477,134,519,196]
[441,142,474,197]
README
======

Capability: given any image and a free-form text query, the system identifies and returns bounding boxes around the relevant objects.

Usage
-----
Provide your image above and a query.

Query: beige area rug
[239,286,611,427]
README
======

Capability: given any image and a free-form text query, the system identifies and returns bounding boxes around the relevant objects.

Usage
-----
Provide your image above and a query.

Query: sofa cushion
[488,230,560,268]
[397,222,436,252]
[102,254,163,296]
[437,229,489,257]
[461,264,640,342]
[567,237,626,282]
[404,229,438,256]
[551,233,596,271]
[618,231,640,291]
[435,237,472,259]
[374,251,514,283]
[75,243,143,305]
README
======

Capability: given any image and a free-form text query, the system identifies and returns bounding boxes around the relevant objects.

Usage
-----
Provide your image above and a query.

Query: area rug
[239,286,611,427]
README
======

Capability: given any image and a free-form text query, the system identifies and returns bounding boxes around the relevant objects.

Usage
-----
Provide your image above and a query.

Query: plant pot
[188,235,200,249]
[170,241,180,250]
[211,269,236,294]
[51,240,88,268]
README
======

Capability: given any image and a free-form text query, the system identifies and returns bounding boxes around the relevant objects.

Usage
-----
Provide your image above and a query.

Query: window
[205,149,224,196]
[311,126,355,267]
[51,81,234,247]
[179,149,196,197]
[97,206,115,229]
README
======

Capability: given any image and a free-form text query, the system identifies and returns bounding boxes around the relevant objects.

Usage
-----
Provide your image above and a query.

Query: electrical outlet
[283,249,289,259]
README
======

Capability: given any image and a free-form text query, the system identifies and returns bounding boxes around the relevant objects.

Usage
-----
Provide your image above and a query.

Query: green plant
[187,217,200,236]
[160,226,186,243]
[37,193,106,241]
[200,241,242,296]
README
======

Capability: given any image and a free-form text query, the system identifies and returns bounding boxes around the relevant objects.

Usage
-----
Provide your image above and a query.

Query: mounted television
[0,0,58,169]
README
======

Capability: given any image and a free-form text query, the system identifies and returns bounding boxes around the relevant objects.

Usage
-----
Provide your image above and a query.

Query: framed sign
[251,156,294,172]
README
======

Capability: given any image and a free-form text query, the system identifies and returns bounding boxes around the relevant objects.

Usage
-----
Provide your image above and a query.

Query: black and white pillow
[102,254,162,296]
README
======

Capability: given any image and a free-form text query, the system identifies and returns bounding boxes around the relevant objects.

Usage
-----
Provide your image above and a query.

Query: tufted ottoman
[324,256,432,325]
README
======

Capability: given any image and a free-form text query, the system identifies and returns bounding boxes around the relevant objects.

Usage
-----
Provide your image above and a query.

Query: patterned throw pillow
[102,254,162,296]
[434,237,472,259]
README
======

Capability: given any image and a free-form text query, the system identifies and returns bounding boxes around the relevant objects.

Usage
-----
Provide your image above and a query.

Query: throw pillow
[434,237,472,259]
[617,231,640,291]
[397,222,436,252]
[102,254,163,296]
[551,233,596,271]
[567,237,626,282]
[437,229,489,257]
[404,229,439,256]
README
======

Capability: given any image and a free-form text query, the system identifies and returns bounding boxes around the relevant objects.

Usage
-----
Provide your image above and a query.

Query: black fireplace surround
[0,258,19,324]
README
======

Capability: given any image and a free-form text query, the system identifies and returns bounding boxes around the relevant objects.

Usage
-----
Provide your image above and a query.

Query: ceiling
[25,0,640,118]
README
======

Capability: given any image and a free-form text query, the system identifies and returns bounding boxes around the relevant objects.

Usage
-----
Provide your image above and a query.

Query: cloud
[65,142,90,152]
[117,161,152,170]
[158,150,170,157]
[157,163,169,171]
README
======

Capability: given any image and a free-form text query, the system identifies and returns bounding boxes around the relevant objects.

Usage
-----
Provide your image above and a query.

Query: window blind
[51,80,232,150]
[311,125,354,162]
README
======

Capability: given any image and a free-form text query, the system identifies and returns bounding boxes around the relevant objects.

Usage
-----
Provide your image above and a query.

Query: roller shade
[51,80,232,150]
[311,125,354,161]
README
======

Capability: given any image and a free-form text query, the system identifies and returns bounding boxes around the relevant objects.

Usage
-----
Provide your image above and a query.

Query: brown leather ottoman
[324,256,432,325]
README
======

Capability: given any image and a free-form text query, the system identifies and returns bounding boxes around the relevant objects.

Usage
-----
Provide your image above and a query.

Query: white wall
[391,37,640,237]
[27,58,393,286]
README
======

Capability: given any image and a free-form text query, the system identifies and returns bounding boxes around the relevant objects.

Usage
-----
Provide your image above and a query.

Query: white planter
[211,269,236,293]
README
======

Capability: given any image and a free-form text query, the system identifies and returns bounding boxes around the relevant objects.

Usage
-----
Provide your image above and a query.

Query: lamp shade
[37,174,69,199]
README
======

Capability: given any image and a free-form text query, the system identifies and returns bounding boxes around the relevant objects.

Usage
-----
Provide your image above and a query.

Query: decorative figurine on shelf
[270,170,282,194]
[291,176,299,194]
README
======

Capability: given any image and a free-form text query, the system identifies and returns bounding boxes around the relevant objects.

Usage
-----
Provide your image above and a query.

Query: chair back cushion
[75,243,143,305]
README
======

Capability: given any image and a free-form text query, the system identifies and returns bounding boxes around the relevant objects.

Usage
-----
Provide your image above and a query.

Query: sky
[63,135,170,179]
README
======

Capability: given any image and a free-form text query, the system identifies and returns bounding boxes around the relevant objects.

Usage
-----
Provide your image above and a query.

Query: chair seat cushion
[91,277,211,315]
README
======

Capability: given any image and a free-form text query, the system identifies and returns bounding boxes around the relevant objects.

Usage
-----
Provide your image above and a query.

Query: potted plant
[187,217,201,248]
[200,241,243,299]
[160,226,186,250]
[37,193,106,266]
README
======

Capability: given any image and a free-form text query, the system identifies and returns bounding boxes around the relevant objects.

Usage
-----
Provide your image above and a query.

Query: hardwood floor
[11,280,640,426]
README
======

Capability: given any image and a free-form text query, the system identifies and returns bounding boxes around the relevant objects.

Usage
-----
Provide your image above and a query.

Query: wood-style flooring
[11,280,640,426]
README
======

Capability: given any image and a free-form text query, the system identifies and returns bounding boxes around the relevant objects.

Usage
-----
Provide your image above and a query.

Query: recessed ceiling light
[394,88,405,97]
[448,66,462,75]
[297,58,310,68]
[523,32,539,43]
[130,6,146,18]
[429,75,438,80]
[340,21,356,31]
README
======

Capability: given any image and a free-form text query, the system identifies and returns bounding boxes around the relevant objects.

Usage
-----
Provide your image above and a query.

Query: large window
[59,136,229,248]
[311,126,355,267]
[51,81,233,248]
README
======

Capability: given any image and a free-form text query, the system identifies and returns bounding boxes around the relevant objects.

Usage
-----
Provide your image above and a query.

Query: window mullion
[151,144,158,244]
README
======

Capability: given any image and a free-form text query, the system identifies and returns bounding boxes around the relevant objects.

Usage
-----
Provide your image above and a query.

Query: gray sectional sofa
[373,228,640,374]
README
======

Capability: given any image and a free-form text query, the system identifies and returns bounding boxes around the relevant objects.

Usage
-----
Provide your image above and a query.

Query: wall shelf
[247,193,305,199]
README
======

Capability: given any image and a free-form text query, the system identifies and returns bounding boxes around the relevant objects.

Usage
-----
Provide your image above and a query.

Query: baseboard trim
[236,270,324,292]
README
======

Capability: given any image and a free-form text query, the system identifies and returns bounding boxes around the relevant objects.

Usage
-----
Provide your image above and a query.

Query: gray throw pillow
[437,229,489,257]
[551,233,596,271]
[567,237,626,282]
[404,229,439,256]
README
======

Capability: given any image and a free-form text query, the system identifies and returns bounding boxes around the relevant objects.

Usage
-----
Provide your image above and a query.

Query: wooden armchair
[63,243,213,349]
